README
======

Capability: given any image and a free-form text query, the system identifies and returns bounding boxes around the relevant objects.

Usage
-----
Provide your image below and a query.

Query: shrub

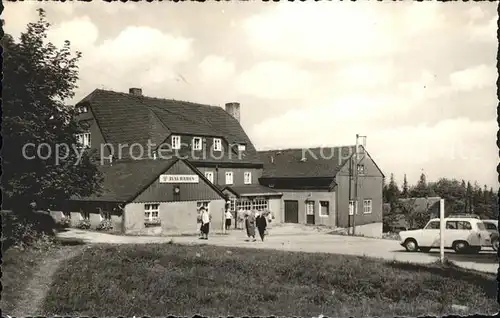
[96,219,113,231]
[1,210,57,251]
[77,219,91,229]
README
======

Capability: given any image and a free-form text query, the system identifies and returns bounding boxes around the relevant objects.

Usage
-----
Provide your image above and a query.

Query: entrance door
[306,201,315,225]
[284,200,299,223]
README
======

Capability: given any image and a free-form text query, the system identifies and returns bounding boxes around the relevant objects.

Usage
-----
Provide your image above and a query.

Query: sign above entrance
[159,174,199,184]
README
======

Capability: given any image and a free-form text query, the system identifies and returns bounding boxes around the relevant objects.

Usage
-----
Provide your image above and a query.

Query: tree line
[383,172,499,230]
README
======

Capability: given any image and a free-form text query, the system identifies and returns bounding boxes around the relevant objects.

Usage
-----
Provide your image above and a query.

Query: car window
[458,221,472,230]
[484,222,497,230]
[475,222,485,231]
[425,221,440,229]
[446,221,457,229]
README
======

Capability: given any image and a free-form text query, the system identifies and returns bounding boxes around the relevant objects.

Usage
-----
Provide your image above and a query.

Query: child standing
[225,209,233,231]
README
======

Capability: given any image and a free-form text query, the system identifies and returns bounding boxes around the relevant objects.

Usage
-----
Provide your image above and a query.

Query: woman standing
[245,210,256,241]
[256,211,268,241]
[225,209,233,231]
[200,207,210,240]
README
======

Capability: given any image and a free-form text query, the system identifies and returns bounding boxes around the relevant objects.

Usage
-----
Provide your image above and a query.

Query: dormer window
[171,135,181,150]
[76,105,89,113]
[357,164,365,175]
[192,137,202,151]
[244,171,252,184]
[213,138,222,151]
[76,132,91,148]
[238,144,246,152]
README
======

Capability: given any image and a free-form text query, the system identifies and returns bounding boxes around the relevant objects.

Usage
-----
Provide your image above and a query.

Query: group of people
[242,210,271,242]
[197,205,272,242]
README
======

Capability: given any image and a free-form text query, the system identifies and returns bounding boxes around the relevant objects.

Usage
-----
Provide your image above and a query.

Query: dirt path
[11,245,86,317]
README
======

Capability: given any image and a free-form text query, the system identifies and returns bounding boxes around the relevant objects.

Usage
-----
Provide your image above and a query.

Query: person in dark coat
[256,211,268,241]
[245,210,256,241]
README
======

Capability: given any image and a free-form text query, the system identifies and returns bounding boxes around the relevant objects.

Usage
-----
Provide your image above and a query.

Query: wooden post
[222,206,225,235]
[440,199,445,264]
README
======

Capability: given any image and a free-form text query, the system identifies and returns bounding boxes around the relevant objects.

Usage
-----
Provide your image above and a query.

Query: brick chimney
[129,88,142,96]
[225,102,240,122]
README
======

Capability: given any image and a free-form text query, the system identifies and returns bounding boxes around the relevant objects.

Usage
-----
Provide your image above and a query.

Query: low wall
[344,222,383,238]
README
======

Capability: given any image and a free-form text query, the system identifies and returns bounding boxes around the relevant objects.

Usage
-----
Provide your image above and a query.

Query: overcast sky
[5,1,498,188]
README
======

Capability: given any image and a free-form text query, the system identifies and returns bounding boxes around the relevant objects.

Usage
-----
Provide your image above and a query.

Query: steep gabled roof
[71,158,227,203]
[71,159,178,203]
[258,146,356,178]
[76,89,261,163]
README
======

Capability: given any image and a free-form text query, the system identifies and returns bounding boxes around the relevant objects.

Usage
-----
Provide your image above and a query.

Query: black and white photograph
[2,1,499,316]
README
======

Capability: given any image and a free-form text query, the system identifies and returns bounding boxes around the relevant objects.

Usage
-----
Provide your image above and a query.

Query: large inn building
[51,88,385,237]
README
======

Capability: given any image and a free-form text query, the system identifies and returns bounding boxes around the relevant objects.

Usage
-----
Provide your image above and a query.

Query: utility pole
[353,134,367,236]
[348,156,352,233]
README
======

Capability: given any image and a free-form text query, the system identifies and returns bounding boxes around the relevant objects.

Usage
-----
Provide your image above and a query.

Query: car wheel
[452,241,469,254]
[492,238,499,251]
[404,239,418,252]
[419,247,431,253]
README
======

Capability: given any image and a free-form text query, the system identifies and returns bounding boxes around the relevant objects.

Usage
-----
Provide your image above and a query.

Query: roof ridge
[95,88,222,109]
[257,145,356,152]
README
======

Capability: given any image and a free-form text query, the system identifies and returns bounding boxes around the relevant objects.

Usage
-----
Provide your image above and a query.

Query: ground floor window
[229,197,237,213]
[305,201,315,215]
[236,199,252,211]
[197,201,210,211]
[144,204,160,222]
[253,199,268,212]
[349,200,357,215]
[319,201,329,217]
[363,199,372,214]
[236,198,269,212]
[81,210,90,220]
[100,209,111,221]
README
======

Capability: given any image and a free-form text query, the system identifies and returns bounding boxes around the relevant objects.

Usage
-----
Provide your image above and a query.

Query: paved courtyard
[57,225,498,274]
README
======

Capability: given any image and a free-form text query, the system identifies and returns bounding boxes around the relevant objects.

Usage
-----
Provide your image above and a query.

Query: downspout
[348,157,352,230]
[118,203,125,233]
[215,164,219,186]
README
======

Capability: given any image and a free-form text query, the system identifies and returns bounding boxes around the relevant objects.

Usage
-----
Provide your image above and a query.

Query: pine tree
[466,181,473,213]
[402,174,409,198]
[410,173,433,198]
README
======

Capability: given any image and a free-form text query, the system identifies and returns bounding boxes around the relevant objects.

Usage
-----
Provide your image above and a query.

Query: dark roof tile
[71,158,177,202]
[78,89,260,164]
[258,146,356,178]
[224,185,282,197]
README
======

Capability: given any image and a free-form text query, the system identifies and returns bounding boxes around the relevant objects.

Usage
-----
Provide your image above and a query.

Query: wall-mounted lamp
[173,186,180,194]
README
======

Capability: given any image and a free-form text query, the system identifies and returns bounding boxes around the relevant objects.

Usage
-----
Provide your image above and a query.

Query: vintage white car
[399,217,491,254]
